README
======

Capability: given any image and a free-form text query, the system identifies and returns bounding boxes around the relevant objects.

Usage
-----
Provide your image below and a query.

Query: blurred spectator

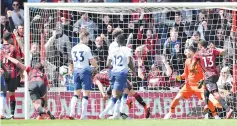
[62,63,74,91]
[30,42,41,67]
[91,36,108,71]
[98,15,111,35]
[10,0,24,27]
[45,22,71,86]
[137,25,158,56]
[216,66,237,116]
[148,55,172,90]
[163,27,184,74]
[184,31,201,55]
[73,12,98,41]
[1,13,14,41]
[222,30,235,68]
[173,12,187,38]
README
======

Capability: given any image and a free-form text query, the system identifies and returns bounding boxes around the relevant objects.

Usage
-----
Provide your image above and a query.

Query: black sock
[10,101,16,116]
[47,110,54,118]
[134,94,146,107]
[37,106,46,116]
[204,89,210,105]
[217,97,230,112]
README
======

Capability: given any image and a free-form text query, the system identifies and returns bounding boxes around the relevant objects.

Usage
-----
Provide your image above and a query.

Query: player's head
[192,31,200,42]
[1,14,6,24]
[17,24,24,35]
[2,32,13,44]
[170,27,178,41]
[33,62,44,72]
[112,28,123,39]
[146,29,152,39]
[117,34,126,46]
[186,46,196,58]
[198,40,208,49]
[220,66,230,80]
[79,31,89,45]
[30,43,40,54]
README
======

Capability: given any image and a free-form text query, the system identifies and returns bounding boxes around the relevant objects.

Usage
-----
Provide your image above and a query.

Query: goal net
[20,3,237,119]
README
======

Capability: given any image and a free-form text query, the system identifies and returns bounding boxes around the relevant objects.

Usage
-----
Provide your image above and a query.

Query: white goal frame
[24,2,237,120]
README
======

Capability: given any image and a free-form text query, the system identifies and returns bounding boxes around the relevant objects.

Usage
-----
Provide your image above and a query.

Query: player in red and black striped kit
[191,40,233,119]
[4,55,55,120]
[2,32,22,119]
[93,69,150,118]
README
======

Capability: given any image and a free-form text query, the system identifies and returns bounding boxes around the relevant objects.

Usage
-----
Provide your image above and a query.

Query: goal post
[24,2,237,120]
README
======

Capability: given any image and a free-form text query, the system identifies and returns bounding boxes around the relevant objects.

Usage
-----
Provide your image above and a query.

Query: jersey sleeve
[87,47,93,60]
[25,66,32,74]
[213,49,221,56]
[126,48,133,57]
[108,50,114,60]
[193,52,199,62]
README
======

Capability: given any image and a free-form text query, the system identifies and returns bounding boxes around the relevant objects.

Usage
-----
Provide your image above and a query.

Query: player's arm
[137,58,145,80]
[95,79,106,98]
[5,55,26,70]
[106,52,113,69]
[128,56,136,76]
[45,30,57,49]
[88,48,99,69]
[190,54,199,73]
[215,48,227,56]
[180,60,189,80]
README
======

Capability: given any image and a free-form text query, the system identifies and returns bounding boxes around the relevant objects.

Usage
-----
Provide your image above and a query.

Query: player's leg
[212,91,233,119]
[99,72,124,119]
[69,71,81,119]
[194,89,220,119]
[0,74,7,119]
[205,75,233,119]
[164,85,191,119]
[28,82,47,120]
[129,85,150,119]
[6,76,19,119]
[38,82,55,119]
[80,68,93,120]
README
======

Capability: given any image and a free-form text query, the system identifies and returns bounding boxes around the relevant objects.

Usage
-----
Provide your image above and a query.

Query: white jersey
[71,43,93,69]
[108,41,118,55]
[108,46,132,72]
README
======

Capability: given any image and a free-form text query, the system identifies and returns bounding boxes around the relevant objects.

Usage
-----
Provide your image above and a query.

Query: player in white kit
[99,34,135,119]
[69,31,98,120]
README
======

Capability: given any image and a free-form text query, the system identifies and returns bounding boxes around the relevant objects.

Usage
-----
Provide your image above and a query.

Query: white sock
[108,107,114,115]
[0,95,3,115]
[81,97,88,118]
[113,99,121,117]
[69,95,78,117]
[101,98,117,116]
[120,94,128,113]
[0,93,6,116]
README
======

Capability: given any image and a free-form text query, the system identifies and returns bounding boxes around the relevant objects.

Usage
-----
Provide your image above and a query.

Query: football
[59,65,68,75]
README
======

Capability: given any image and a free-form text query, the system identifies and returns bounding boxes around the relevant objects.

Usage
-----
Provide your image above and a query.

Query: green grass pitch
[1,119,237,126]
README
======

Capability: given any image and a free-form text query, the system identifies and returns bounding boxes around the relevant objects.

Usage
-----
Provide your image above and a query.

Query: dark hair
[33,62,44,71]
[112,28,123,38]
[187,46,197,53]
[117,34,126,46]
[199,40,208,48]
[2,32,12,41]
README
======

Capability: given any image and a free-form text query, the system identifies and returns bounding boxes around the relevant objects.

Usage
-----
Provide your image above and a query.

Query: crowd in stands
[1,0,236,96]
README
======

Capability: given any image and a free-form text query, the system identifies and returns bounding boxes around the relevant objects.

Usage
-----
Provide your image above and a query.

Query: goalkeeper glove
[176,75,181,81]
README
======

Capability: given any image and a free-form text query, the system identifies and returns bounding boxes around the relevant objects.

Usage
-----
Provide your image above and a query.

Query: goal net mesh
[25,5,237,119]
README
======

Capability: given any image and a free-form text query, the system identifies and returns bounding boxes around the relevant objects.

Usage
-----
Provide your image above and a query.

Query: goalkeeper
[164,46,219,119]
